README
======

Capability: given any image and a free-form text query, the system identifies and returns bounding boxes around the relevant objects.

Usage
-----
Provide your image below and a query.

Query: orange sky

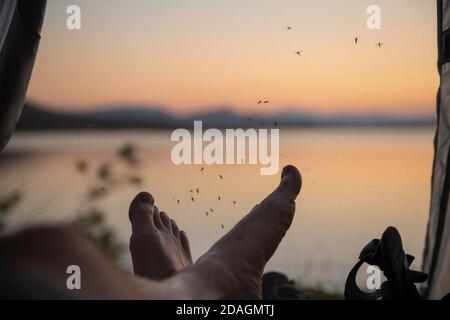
[27,0,439,116]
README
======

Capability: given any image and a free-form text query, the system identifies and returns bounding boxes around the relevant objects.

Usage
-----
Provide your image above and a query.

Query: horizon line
[25,100,436,119]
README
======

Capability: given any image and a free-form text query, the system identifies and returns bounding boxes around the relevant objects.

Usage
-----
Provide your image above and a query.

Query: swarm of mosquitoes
[175,167,234,230]
[74,22,385,233]
[245,25,384,128]
[172,24,385,231]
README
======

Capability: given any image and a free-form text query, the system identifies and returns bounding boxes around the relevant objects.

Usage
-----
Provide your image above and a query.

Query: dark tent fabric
[0,0,46,151]
[423,0,450,300]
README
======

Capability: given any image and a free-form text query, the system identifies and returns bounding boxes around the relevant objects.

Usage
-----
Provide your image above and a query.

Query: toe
[276,165,302,199]
[180,231,193,261]
[129,192,156,234]
[171,219,180,237]
[160,212,172,230]
[153,206,164,229]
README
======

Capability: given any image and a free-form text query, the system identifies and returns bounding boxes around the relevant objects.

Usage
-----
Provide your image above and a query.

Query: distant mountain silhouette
[17,103,181,130]
[16,102,435,131]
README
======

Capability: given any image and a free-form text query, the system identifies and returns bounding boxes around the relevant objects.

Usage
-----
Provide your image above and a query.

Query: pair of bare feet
[128,165,302,299]
[0,165,301,299]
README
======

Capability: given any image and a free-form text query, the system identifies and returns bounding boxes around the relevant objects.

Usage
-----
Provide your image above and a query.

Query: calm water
[0,128,434,291]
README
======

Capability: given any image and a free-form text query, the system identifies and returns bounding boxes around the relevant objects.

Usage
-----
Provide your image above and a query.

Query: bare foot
[176,165,302,299]
[129,192,193,280]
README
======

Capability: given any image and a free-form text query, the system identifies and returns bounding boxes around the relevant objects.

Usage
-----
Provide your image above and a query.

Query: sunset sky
[27,0,438,116]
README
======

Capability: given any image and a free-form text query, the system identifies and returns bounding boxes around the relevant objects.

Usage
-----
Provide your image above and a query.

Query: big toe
[276,165,302,200]
[129,192,156,234]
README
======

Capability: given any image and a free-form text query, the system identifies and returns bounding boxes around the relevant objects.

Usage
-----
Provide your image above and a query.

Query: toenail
[282,166,292,178]
[137,192,154,204]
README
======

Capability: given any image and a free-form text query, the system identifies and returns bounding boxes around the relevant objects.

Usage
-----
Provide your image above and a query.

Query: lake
[0,128,435,292]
